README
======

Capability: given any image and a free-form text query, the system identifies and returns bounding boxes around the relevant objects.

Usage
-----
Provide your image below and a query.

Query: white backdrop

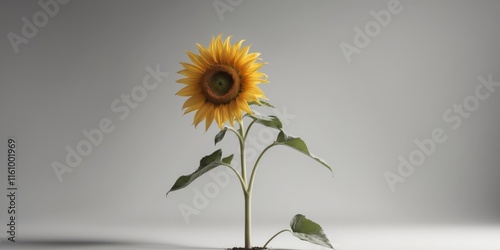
[1,0,499,249]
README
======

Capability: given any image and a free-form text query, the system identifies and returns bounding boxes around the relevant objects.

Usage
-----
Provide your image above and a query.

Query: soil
[229,247,267,250]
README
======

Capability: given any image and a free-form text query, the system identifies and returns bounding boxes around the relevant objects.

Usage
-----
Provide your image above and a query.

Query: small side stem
[244,119,257,141]
[221,163,247,192]
[226,126,243,142]
[247,143,275,194]
[263,229,291,248]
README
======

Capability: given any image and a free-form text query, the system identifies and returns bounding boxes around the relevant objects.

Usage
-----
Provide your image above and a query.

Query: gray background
[1,0,500,248]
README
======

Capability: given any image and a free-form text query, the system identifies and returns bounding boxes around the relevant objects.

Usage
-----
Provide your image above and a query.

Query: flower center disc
[201,65,240,104]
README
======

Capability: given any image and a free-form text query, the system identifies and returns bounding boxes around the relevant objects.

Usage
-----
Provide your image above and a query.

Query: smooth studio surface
[1,0,500,249]
[4,224,500,249]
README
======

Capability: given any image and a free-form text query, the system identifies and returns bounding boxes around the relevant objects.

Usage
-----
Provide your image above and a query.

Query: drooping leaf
[245,110,283,130]
[248,100,275,108]
[166,149,234,196]
[215,127,228,145]
[275,130,333,173]
[290,214,333,249]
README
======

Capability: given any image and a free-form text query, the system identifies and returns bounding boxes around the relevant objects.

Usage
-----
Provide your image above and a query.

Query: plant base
[229,247,267,250]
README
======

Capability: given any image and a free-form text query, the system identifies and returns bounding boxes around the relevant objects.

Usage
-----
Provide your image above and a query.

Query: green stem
[236,119,251,249]
[263,229,291,248]
[237,119,247,184]
[226,126,243,143]
[247,143,275,195]
[244,191,251,248]
[242,115,280,246]
[221,163,247,192]
[244,119,256,141]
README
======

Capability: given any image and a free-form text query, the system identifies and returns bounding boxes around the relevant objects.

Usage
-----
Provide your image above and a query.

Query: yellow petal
[239,91,259,102]
[196,43,215,65]
[246,71,268,80]
[236,96,252,114]
[234,45,250,68]
[180,62,203,74]
[204,103,215,131]
[187,50,209,69]
[182,93,205,110]
[222,105,234,127]
[221,36,232,63]
[209,34,221,52]
[245,61,266,74]
[216,105,226,128]
[176,84,201,96]
[241,52,260,65]
[193,103,210,128]
[230,100,242,122]
[210,35,223,63]
[177,69,202,78]
[243,78,267,85]
[176,77,201,85]
[229,39,245,65]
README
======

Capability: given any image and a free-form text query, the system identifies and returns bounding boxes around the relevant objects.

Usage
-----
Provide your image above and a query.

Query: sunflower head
[176,34,268,130]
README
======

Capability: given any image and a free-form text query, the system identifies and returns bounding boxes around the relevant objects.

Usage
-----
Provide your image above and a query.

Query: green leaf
[222,154,234,164]
[275,130,333,173]
[246,110,283,130]
[166,149,234,196]
[214,127,228,145]
[290,214,333,249]
[248,100,275,108]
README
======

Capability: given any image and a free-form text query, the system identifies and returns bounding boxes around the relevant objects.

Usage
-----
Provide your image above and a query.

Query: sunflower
[176,34,268,130]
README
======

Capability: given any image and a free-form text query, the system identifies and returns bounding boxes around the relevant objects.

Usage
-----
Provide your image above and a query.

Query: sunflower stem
[244,189,251,249]
[237,120,247,184]
[236,119,251,249]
